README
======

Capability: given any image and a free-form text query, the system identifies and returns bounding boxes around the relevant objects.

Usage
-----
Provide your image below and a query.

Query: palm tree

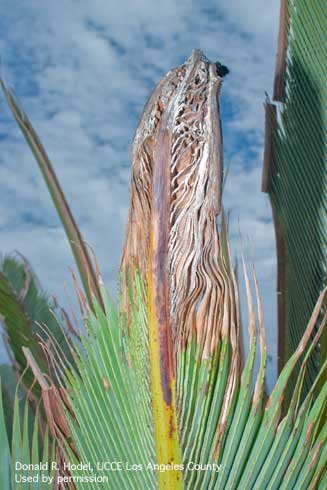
[0,6,327,488]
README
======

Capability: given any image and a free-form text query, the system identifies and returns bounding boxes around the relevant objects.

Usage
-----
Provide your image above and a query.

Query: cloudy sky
[0,1,280,389]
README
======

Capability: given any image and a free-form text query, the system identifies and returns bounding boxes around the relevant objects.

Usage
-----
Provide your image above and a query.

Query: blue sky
[0,0,280,389]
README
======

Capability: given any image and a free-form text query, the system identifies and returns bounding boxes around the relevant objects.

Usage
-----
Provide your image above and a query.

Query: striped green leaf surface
[55,268,327,489]
[0,254,74,399]
[0,381,55,490]
[263,0,327,401]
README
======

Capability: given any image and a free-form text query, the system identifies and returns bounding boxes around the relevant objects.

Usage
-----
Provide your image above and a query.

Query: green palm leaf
[0,379,55,490]
[262,0,327,403]
[0,380,10,488]
[1,40,327,489]
[0,79,102,311]
[28,265,326,489]
[18,50,327,489]
[0,254,75,399]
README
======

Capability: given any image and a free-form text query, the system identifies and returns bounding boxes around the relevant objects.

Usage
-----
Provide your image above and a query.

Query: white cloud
[0,0,279,388]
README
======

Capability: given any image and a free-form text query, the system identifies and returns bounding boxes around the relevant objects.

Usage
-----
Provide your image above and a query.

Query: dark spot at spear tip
[215,62,230,77]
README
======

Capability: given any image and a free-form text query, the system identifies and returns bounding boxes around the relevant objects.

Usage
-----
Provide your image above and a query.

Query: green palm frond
[1,38,327,489]
[262,0,327,402]
[0,79,102,310]
[56,47,327,489]
[0,363,33,447]
[0,379,55,490]
[0,254,75,399]
[0,380,10,488]
[25,264,326,490]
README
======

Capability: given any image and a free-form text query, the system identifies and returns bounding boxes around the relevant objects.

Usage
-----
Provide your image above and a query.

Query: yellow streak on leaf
[148,233,182,489]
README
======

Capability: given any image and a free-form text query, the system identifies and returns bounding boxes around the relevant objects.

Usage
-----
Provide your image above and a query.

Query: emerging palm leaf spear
[2,50,327,490]
[120,49,227,485]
